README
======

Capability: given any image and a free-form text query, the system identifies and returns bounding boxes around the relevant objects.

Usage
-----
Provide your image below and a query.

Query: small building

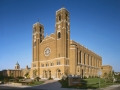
[101,65,112,78]
[2,62,31,78]
[0,71,3,76]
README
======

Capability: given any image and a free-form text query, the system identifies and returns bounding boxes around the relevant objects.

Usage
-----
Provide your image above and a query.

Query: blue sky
[0,0,120,72]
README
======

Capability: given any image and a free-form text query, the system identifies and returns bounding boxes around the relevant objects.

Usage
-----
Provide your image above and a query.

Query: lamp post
[97,69,102,88]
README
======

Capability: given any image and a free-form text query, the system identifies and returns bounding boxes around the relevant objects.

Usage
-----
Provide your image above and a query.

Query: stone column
[81,51,83,64]
[78,51,80,64]
[94,58,96,67]
[91,56,92,66]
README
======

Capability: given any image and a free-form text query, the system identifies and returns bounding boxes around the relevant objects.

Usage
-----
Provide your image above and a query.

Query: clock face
[44,47,51,56]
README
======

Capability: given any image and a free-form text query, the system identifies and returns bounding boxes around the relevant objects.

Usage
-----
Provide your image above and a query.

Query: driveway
[0,80,61,90]
[30,80,62,90]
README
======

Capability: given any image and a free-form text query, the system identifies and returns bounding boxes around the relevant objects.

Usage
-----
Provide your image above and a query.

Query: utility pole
[98,69,102,88]
[99,74,100,88]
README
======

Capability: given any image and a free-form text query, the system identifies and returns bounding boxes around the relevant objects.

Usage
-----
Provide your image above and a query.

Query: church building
[31,7,102,79]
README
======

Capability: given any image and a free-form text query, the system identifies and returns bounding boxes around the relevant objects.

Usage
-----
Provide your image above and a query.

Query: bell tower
[32,22,44,62]
[55,7,70,58]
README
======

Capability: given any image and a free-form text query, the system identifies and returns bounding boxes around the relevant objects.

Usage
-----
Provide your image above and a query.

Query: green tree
[107,71,113,82]
[10,73,14,78]
[103,72,108,83]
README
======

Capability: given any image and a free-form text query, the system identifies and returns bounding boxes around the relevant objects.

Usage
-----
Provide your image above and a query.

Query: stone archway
[47,70,51,78]
[43,70,47,78]
[56,69,61,78]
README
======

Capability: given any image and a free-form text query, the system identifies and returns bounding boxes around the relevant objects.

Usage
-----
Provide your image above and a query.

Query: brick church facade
[30,7,102,79]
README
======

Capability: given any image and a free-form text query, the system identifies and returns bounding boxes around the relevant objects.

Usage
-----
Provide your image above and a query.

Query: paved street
[0,80,120,90]
[114,86,120,90]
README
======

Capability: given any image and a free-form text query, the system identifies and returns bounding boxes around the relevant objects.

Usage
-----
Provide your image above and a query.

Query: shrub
[48,77,53,80]
[34,77,40,81]
[84,76,87,79]
[16,76,24,79]
[89,76,91,78]
[4,78,9,83]
[29,81,34,85]
[14,78,19,83]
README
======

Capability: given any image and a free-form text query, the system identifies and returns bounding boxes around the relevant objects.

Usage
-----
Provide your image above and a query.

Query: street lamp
[97,69,102,88]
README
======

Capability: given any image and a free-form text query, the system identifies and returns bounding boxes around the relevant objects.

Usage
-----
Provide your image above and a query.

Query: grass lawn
[28,81,44,86]
[59,78,120,89]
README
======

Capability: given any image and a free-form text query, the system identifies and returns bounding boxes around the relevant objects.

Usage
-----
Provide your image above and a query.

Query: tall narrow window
[58,32,61,39]
[66,14,68,21]
[88,54,89,65]
[91,56,92,66]
[80,51,81,63]
[84,53,85,64]
[77,48,78,64]
[58,15,61,21]
[40,27,42,33]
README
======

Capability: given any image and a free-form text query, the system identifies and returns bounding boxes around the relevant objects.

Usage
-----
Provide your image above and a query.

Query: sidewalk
[100,84,120,90]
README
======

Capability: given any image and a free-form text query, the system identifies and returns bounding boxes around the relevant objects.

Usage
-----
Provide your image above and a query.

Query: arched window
[58,15,61,21]
[58,32,61,39]
[66,14,68,21]
[40,27,42,33]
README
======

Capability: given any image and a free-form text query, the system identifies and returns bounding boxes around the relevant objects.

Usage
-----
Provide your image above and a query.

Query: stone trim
[32,57,70,63]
